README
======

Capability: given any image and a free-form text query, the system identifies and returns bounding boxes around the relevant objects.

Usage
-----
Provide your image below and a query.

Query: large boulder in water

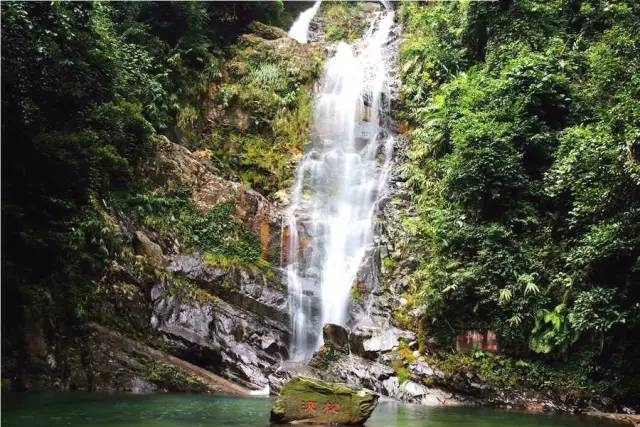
[270,376,379,425]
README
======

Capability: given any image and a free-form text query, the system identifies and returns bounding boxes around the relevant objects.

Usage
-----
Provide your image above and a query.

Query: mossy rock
[144,362,208,393]
[133,231,165,268]
[248,21,288,40]
[270,376,378,425]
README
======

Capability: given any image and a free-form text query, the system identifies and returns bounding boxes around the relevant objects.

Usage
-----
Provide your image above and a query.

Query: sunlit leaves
[499,288,513,305]
[400,0,640,364]
[529,304,577,354]
[518,273,540,296]
[568,288,626,335]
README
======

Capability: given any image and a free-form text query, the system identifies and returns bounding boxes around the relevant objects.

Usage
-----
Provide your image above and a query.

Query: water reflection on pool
[2,393,617,427]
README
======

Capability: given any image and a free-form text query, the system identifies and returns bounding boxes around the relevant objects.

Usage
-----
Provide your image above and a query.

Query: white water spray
[288,1,322,44]
[285,11,396,360]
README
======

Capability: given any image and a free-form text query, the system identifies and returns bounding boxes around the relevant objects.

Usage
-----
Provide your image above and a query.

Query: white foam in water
[288,1,322,44]
[285,11,396,360]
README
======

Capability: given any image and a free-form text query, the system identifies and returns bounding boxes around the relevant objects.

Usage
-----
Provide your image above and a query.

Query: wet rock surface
[167,253,289,324]
[307,349,464,406]
[322,323,350,352]
[270,376,379,425]
[349,325,416,360]
[150,282,289,390]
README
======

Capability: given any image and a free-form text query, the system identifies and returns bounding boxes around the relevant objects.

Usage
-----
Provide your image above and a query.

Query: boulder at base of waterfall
[270,376,379,425]
[349,326,416,360]
[323,323,350,352]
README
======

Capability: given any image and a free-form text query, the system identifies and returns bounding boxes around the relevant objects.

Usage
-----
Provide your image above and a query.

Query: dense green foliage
[400,0,640,402]
[209,31,322,193]
[4,0,639,405]
[115,189,263,266]
[1,1,307,386]
[426,349,612,396]
[2,3,159,352]
[322,2,367,43]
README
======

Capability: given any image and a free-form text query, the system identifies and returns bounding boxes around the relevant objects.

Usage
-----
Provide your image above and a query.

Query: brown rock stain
[260,219,270,261]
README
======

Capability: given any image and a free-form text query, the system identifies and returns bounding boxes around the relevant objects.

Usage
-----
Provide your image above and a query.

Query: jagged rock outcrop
[150,282,288,390]
[147,137,281,263]
[167,253,288,324]
[301,324,461,405]
[306,348,464,406]
[136,138,293,392]
[322,323,350,352]
[349,325,416,360]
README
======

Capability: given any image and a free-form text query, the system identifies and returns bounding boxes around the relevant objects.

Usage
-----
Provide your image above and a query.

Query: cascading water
[288,1,322,44]
[285,9,396,360]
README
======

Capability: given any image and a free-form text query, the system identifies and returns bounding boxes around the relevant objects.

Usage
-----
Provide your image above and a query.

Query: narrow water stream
[285,8,397,360]
[288,1,321,44]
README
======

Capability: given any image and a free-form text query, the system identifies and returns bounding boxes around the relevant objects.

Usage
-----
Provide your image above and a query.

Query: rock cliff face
[126,2,465,404]
[143,138,291,392]
[151,282,287,390]
[2,16,318,396]
[121,3,425,398]
[148,136,281,257]
[4,131,292,393]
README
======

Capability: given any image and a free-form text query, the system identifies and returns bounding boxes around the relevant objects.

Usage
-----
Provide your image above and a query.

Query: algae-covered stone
[270,376,378,425]
[248,21,288,40]
[133,231,165,268]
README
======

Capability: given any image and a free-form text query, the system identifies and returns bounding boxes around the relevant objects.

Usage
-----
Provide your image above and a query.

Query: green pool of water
[2,393,616,427]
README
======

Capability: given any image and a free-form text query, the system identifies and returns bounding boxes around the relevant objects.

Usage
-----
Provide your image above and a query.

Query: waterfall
[288,1,322,44]
[285,10,396,360]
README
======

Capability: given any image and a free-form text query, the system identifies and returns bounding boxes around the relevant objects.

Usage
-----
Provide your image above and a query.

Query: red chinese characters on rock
[455,330,499,353]
[300,400,317,413]
[298,400,341,415]
[322,401,340,414]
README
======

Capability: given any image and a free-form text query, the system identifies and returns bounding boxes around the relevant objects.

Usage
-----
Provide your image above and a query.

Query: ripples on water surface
[2,393,617,427]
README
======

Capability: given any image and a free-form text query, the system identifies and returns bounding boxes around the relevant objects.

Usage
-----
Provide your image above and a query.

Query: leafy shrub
[395,366,410,384]
[400,0,640,402]
[115,188,263,265]
[207,36,321,194]
[322,2,366,42]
